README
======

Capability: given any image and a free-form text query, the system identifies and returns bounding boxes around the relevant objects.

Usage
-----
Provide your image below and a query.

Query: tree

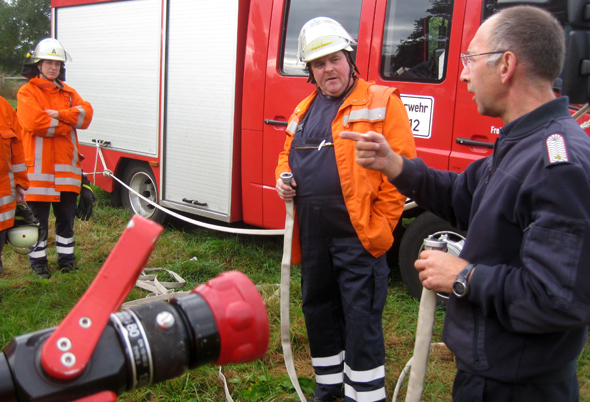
[0,0,50,74]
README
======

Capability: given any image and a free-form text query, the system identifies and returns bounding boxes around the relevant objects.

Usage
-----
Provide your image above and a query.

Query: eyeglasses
[460,51,507,68]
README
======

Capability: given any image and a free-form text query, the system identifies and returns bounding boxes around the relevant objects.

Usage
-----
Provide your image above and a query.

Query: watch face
[453,281,467,297]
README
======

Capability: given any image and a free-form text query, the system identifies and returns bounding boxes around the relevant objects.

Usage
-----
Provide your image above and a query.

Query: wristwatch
[453,264,476,298]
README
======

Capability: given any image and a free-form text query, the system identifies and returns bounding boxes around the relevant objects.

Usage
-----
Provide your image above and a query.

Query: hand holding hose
[276,172,297,202]
[415,251,469,293]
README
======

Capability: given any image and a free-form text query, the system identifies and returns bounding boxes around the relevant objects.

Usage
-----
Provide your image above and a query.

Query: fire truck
[50,0,590,299]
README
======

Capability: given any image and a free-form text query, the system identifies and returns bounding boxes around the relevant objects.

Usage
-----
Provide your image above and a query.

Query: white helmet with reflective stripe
[297,17,357,63]
[29,38,72,64]
[6,204,41,251]
[7,225,39,249]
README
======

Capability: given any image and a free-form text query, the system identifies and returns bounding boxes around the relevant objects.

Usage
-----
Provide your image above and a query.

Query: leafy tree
[0,0,50,74]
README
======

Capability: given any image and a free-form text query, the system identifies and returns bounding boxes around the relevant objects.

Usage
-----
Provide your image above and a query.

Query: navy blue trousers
[297,195,389,402]
[453,364,579,402]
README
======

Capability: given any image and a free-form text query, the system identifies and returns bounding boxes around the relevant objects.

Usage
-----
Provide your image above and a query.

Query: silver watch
[453,264,476,298]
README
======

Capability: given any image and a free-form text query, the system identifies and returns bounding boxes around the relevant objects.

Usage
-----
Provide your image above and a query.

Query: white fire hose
[402,287,438,402]
[278,172,308,402]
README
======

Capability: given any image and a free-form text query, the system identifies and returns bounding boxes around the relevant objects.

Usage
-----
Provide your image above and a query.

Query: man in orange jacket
[0,96,29,274]
[17,38,93,279]
[275,18,416,402]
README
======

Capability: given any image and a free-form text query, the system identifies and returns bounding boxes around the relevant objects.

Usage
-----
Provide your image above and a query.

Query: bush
[0,77,26,100]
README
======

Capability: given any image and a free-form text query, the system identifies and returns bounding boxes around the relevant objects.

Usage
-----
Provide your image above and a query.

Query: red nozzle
[193,271,269,365]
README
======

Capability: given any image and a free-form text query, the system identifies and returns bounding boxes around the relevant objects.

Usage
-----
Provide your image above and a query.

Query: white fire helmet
[297,17,357,63]
[7,225,39,249]
[28,38,72,64]
[6,204,41,250]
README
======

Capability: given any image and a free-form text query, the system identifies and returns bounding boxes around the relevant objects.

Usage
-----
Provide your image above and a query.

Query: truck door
[448,0,500,173]
[260,0,375,229]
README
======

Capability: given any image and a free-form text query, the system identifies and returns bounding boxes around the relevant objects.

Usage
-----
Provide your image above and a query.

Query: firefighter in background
[17,38,95,279]
[0,96,29,274]
[275,18,416,402]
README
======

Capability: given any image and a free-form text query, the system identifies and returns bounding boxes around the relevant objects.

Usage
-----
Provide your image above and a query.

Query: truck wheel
[121,162,166,224]
[398,211,466,304]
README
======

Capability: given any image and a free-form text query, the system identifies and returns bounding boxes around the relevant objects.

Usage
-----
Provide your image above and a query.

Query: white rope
[218,367,236,402]
[88,143,284,236]
[121,267,191,308]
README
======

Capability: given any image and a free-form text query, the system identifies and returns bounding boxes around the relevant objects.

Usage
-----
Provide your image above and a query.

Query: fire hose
[398,236,447,402]
[278,172,308,402]
[89,140,442,400]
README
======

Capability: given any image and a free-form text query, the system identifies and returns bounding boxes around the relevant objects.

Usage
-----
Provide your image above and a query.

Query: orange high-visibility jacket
[17,77,93,202]
[0,97,29,231]
[276,79,417,264]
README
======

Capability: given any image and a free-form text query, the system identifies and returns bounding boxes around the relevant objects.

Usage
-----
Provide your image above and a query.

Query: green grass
[0,186,589,401]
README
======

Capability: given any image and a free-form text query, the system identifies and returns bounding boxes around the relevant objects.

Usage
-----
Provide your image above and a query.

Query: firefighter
[275,17,416,402]
[0,96,29,274]
[343,6,590,401]
[17,38,94,279]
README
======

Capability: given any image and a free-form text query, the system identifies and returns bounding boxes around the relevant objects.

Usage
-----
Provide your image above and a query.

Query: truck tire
[121,162,166,225]
[398,211,466,304]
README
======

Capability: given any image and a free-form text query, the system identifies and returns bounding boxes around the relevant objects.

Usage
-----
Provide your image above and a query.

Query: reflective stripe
[0,210,15,222]
[286,120,298,135]
[12,163,26,173]
[34,137,44,173]
[56,246,74,254]
[29,240,47,258]
[311,351,345,367]
[8,171,15,195]
[342,107,387,126]
[75,106,85,128]
[47,118,59,137]
[55,177,81,187]
[26,187,61,196]
[315,372,343,385]
[68,129,80,168]
[56,235,75,245]
[344,364,385,383]
[29,250,46,258]
[55,164,82,174]
[29,173,56,182]
[344,384,386,402]
[34,240,48,248]
[0,194,15,207]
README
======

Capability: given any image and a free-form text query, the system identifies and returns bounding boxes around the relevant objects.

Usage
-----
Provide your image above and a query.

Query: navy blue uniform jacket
[392,97,590,382]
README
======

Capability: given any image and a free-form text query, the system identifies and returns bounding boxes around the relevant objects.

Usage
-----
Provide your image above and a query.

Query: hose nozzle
[280,172,293,187]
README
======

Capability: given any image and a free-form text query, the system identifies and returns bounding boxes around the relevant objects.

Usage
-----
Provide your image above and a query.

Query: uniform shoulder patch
[543,133,570,166]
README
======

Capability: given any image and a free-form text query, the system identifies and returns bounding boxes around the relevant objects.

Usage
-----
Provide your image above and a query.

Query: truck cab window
[381,0,453,82]
[280,0,363,76]
[483,0,567,24]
